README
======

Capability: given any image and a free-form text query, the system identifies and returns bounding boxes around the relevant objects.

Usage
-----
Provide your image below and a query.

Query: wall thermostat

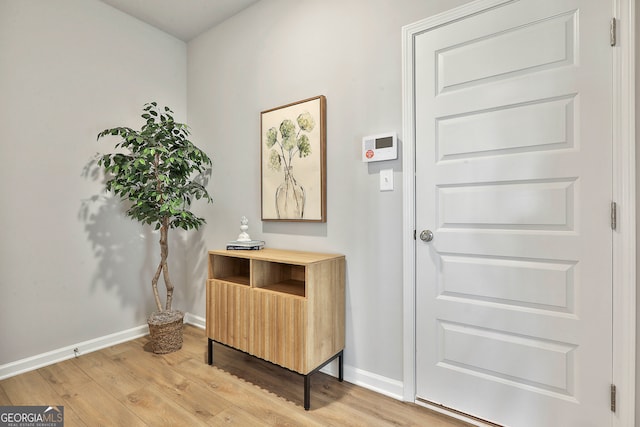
[362,132,397,162]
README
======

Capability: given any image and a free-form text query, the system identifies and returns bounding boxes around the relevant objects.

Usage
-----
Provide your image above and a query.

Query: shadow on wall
[177,162,213,315]
[180,163,214,315]
[182,228,209,315]
[79,157,212,320]
[79,157,157,321]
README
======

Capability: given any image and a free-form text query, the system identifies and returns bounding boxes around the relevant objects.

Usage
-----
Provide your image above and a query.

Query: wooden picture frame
[261,95,326,222]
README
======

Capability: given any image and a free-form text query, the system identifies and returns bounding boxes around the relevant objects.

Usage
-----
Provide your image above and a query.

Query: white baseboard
[343,365,404,400]
[0,314,209,380]
[317,360,403,400]
[184,312,206,329]
[0,324,149,380]
[0,313,406,405]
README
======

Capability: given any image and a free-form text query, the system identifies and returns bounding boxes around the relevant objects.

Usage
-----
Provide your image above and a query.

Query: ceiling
[98,0,260,42]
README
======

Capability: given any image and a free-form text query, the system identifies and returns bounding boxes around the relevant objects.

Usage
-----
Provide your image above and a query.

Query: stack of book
[226,240,265,250]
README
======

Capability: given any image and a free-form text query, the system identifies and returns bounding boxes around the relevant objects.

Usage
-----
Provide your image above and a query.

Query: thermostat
[362,132,397,162]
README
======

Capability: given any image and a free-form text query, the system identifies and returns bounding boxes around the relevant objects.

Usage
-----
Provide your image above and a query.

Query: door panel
[414,1,612,426]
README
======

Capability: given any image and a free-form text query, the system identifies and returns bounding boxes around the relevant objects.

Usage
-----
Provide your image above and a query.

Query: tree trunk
[151,245,164,313]
[161,218,174,311]
[151,217,173,312]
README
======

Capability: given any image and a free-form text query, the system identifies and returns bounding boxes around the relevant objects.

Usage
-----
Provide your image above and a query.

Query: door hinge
[611,384,617,412]
[611,201,617,230]
[610,18,617,46]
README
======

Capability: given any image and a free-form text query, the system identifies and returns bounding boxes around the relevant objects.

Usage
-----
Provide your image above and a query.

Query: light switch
[380,169,393,191]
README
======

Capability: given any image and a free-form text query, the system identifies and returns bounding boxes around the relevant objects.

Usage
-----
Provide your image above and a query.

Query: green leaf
[93,102,213,232]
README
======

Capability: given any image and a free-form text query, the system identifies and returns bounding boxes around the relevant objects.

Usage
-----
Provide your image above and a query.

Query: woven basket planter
[148,310,184,354]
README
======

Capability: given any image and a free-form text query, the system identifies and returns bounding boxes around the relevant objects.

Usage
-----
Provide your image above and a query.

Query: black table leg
[303,350,344,410]
[304,374,311,410]
[208,338,213,365]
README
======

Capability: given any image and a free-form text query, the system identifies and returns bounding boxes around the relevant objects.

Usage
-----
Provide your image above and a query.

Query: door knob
[420,230,434,242]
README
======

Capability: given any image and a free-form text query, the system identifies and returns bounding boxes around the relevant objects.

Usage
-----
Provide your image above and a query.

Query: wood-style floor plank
[124,385,210,426]
[116,347,232,422]
[63,381,144,426]
[1,370,62,405]
[38,358,93,397]
[0,325,471,426]
[0,384,11,405]
[72,349,148,396]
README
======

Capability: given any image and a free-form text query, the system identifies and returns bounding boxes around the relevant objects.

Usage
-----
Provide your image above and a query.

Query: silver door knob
[420,230,434,242]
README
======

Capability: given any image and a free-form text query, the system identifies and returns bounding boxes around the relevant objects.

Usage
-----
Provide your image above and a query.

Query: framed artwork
[261,95,326,222]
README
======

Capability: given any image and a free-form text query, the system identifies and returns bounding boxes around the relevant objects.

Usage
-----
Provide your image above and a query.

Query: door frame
[401,0,636,425]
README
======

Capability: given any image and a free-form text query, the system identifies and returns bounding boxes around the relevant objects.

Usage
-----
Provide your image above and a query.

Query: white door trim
[611,1,636,425]
[401,0,636,425]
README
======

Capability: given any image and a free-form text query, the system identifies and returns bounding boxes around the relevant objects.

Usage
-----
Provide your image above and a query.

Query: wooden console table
[205,248,345,410]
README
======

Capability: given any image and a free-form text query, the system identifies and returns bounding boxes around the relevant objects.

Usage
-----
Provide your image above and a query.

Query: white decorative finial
[237,216,251,242]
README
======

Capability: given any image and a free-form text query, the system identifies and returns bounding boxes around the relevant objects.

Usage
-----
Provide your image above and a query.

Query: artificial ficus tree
[97,102,212,315]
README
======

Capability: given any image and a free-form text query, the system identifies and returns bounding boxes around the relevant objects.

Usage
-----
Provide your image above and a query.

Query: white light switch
[380,169,393,191]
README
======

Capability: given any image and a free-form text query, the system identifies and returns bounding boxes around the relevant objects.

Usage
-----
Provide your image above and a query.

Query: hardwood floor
[0,325,471,426]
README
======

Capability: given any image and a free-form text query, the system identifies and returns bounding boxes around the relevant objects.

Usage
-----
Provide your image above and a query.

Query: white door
[414,1,613,426]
